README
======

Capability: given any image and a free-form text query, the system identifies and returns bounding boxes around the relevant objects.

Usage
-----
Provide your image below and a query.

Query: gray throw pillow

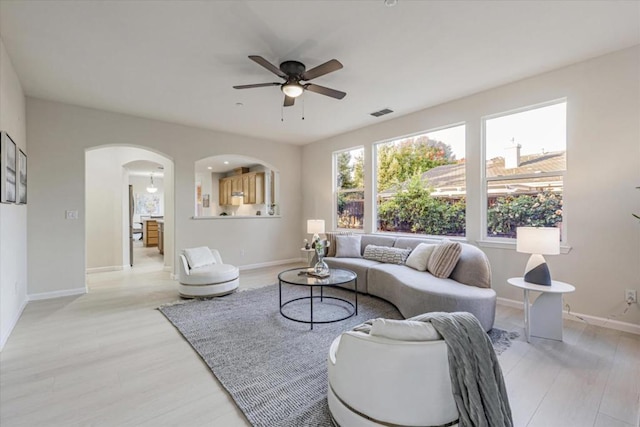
[363,244,411,264]
[335,235,362,258]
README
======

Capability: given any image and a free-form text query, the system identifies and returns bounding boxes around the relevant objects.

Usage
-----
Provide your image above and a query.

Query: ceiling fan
[233,55,346,107]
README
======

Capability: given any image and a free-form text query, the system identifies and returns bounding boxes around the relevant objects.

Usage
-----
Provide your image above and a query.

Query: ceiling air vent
[370,108,394,117]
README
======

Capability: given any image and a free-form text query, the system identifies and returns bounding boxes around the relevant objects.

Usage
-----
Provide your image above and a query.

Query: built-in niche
[194,154,279,217]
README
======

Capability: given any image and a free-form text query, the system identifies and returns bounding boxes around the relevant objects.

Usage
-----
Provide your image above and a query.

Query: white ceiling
[195,154,262,174]
[1,1,638,145]
[124,160,164,177]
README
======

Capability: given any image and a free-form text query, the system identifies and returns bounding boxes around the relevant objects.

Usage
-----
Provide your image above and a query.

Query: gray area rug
[159,284,517,427]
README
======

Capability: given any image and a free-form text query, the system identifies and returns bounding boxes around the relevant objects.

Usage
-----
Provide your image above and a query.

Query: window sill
[477,239,572,254]
[192,215,281,220]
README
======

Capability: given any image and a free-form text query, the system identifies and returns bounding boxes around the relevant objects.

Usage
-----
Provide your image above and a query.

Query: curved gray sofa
[324,234,496,331]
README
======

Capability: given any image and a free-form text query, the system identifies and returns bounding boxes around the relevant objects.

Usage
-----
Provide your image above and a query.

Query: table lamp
[516,227,560,286]
[307,219,325,246]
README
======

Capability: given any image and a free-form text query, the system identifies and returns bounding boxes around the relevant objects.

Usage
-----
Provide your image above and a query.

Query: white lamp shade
[307,219,325,235]
[516,227,560,255]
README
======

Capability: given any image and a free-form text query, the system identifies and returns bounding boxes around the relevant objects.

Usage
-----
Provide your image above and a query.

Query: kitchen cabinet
[219,172,264,206]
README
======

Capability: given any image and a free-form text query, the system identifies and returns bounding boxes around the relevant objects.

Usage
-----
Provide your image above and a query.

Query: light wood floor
[1,260,638,426]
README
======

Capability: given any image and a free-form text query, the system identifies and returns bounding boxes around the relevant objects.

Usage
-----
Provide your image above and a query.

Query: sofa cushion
[363,245,412,265]
[450,244,492,288]
[370,318,441,341]
[405,243,437,272]
[183,247,215,269]
[393,237,441,250]
[367,263,497,331]
[325,231,353,257]
[360,235,397,255]
[335,235,362,258]
[184,263,239,285]
[427,240,462,278]
[324,257,380,294]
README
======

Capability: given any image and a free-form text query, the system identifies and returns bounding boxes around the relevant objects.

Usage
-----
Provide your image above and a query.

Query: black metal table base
[279,281,358,330]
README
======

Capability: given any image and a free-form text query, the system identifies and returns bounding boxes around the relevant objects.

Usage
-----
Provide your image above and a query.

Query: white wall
[0,38,27,349]
[86,147,171,271]
[302,46,640,326]
[195,171,213,217]
[26,98,303,296]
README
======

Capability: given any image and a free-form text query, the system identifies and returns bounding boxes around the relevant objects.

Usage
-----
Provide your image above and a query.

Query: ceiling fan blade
[283,96,295,107]
[301,59,343,81]
[233,82,280,89]
[305,83,346,100]
[248,55,287,79]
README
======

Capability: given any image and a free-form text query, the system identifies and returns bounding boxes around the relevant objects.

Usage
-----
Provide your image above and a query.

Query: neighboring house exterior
[379,150,566,200]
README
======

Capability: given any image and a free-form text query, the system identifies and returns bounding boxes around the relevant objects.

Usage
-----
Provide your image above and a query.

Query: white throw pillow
[370,318,441,341]
[183,247,215,269]
[405,243,437,271]
[335,235,362,258]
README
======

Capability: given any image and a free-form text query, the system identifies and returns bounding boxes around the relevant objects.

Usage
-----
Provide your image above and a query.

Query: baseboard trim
[86,265,124,274]
[28,287,87,301]
[497,297,640,335]
[0,297,28,352]
[238,258,303,271]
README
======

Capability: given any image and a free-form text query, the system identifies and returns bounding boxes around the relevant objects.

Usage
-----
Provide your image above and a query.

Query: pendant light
[146,173,158,193]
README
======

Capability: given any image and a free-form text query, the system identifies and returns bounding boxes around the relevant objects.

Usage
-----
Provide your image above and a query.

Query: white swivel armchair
[178,247,239,298]
[327,329,459,427]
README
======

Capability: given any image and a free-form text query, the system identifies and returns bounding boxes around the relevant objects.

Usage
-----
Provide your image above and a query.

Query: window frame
[333,146,365,231]
[480,98,567,243]
[372,122,467,238]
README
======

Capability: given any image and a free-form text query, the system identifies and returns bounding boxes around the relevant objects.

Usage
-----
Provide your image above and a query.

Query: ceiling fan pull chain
[281,103,284,122]
[302,93,305,121]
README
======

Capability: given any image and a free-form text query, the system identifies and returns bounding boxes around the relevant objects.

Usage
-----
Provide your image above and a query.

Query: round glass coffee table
[278,268,358,330]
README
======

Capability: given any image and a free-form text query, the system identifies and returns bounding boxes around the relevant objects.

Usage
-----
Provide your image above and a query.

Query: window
[335,147,364,229]
[483,101,566,239]
[375,124,466,236]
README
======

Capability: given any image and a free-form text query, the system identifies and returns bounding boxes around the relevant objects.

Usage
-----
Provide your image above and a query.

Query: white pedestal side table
[508,277,575,343]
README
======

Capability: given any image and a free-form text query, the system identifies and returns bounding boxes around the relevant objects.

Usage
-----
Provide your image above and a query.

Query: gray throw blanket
[355,312,513,427]
[412,312,513,427]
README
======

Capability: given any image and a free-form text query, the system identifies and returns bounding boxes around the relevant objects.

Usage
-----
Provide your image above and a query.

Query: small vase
[314,248,329,275]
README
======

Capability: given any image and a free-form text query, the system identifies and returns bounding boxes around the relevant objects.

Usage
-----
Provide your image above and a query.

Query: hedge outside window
[483,100,567,239]
[375,124,466,237]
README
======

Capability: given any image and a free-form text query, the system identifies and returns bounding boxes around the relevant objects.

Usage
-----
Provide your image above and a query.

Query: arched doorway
[85,146,174,274]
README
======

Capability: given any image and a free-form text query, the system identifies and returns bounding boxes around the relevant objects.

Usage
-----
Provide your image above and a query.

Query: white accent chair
[178,247,239,298]
[327,330,459,427]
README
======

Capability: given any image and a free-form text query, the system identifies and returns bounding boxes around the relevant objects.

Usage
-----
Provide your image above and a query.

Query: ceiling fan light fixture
[282,82,304,98]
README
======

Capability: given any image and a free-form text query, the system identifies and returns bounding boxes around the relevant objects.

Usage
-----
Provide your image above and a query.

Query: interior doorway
[85,146,174,275]
[124,160,166,268]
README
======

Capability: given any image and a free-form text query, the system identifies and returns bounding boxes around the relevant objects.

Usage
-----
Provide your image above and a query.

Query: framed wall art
[17,149,27,204]
[1,132,17,204]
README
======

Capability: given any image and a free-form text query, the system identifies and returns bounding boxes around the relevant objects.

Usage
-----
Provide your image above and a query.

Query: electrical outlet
[626,289,637,304]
